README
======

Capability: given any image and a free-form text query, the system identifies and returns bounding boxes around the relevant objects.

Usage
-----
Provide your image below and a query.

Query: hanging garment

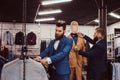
[3,31,13,45]
[15,31,24,45]
[40,40,46,53]
[112,63,120,80]
[118,63,120,80]
[8,50,14,62]
[117,47,120,57]
[26,32,36,45]
[1,58,48,80]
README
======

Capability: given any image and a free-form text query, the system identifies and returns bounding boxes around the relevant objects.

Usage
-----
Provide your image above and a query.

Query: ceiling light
[94,19,99,23]
[38,9,62,15]
[42,0,72,5]
[109,12,120,19]
[35,17,55,22]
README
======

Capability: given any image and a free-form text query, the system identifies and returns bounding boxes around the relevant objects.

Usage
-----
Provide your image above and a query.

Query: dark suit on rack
[26,32,36,45]
[40,40,46,53]
[40,36,73,80]
[15,31,24,45]
[78,35,106,80]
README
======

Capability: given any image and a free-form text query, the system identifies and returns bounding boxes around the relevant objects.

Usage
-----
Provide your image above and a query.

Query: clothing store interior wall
[0,0,120,80]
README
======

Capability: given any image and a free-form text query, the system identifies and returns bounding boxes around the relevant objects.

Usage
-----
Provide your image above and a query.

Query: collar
[71,33,78,38]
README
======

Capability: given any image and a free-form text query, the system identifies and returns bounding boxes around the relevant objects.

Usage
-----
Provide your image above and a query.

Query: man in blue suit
[75,27,106,80]
[34,20,73,80]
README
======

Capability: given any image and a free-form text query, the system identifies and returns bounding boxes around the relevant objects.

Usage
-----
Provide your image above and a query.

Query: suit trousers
[87,71,105,80]
[49,70,70,80]
[70,68,76,80]
[70,67,82,80]
[75,55,82,80]
[50,74,70,80]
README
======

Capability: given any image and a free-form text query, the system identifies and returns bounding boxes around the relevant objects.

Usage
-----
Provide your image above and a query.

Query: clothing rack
[113,36,120,61]
[20,0,28,80]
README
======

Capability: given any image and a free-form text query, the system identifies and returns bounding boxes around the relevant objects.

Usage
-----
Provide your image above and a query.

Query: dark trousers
[49,68,69,80]
[87,70,105,80]
[50,74,69,80]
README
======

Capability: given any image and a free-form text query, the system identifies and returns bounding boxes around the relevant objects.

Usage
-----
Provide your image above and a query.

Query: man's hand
[74,46,80,52]
[34,57,48,68]
[34,56,41,62]
[77,32,85,38]
[40,58,48,68]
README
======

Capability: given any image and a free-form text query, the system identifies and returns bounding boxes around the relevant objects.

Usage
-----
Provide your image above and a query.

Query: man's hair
[56,20,66,30]
[70,21,79,26]
[96,27,106,36]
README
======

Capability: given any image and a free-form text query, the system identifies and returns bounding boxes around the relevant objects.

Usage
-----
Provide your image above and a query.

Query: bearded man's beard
[55,33,64,40]
[93,37,98,42]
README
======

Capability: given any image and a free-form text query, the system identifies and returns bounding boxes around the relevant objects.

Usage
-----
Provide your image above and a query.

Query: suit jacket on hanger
[15,31,24,45]
[26,32,36,45]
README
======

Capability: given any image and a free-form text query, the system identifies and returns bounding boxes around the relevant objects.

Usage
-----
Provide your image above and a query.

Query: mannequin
[67,21,87,80]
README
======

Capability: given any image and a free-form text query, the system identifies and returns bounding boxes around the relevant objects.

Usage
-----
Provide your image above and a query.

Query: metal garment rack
[20,0,28,80]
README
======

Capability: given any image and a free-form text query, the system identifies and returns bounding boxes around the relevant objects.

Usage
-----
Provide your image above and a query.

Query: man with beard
[34,20,73,80]
[67,21,87,80]
[74,27,106,80]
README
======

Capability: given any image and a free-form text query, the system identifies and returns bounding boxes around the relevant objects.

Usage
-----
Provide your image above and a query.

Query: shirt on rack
[3,31,13,45]
[1,58,48,80]
[111,62,120,80]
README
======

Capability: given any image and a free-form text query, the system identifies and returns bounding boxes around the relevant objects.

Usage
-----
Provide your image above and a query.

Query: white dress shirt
[54,40,60,50]
[47,40,60,64]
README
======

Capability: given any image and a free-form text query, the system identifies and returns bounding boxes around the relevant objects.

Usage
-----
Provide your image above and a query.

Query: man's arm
[40,41,53,58]
[78,43,105,58]
[78,33,95,44]
[83,35,95,44]
[81,39,87,66]
[34,41,53,62]
[50,39,73,63]
[38,39,73,65]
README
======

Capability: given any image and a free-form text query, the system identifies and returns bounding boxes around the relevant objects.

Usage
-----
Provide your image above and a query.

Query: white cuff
[46,57,52,64]
[82,34,85,37]
[38,56,41,59]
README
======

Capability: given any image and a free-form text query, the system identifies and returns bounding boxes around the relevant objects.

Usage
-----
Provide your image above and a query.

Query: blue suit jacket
[40,36,73,75]
[78,35,106,72]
